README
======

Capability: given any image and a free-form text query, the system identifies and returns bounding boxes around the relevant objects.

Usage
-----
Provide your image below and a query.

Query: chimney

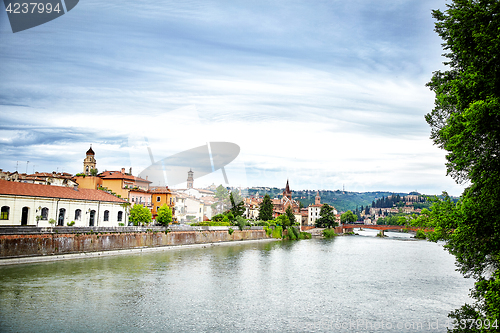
[121,168,125,174]
[129,167,132,175]
[73,185,79,191]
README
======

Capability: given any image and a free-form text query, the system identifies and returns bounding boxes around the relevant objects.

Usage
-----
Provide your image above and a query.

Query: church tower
[187,169,194,189]
[315,191,321,205]
[83,146,96,175]
[283,179,292,201]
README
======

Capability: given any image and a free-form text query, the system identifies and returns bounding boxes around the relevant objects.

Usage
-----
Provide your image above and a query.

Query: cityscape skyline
[0,0,465,196]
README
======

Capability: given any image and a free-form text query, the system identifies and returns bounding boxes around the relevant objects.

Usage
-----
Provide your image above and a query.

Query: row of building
[0,147,339,228]
[0,147,217,227]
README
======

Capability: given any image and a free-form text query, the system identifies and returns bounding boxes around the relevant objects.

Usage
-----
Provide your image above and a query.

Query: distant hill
[247,188,410,212]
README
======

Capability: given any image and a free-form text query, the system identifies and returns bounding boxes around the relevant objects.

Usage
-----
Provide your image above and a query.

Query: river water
[0,230,474,332]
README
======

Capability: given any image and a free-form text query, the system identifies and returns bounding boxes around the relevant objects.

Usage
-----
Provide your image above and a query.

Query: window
[157,206,160,212]
[117,211,123,222]
[75,209,81,221]
[104,210,109,221]
[41,207,49,220]
[1,206,9,220]
[156,196,161,202]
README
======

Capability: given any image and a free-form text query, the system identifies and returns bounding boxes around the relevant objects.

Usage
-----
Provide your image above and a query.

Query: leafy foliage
[426,1,500,329]
[316,204,338,228]
[229,192,245,217]
[285,205,296,226]
[322,229,337,238]
[258,194,273,221]
[340,210,357,224]
[156,204,172,226]
[129,204,152,226]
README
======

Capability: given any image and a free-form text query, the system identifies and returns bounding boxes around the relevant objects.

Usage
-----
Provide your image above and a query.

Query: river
[0,230,474,332]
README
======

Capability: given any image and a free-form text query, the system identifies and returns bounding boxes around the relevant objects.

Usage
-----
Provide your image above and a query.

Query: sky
[0,0,465,196]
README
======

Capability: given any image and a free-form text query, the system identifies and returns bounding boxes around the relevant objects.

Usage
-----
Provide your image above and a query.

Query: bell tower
[315,191,321,205]
[187,169,194,189]
[83,146,96,175]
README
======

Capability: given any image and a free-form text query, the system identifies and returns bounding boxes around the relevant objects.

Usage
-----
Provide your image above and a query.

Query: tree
[156,204,172,226]
[285,205,296,226]
[340,210,356,224]
[275,214,290,229]
[214,185,230,214]
[129,204,152,226]
[229,192,244,217]
[316,204,337,229]
[258,194,273,221]
[426,1,500,330]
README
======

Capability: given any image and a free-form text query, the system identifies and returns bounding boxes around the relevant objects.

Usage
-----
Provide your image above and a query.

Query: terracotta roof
[149,187,172,194]
[99,171,151,183]
[0,179,126,203]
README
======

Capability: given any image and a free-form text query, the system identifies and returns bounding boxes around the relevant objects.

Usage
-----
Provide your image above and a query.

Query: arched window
[41,207,49,220]
[104,210,109,221]
[0,206,9,220]
[117,211,123,222]
[75,209,81,221]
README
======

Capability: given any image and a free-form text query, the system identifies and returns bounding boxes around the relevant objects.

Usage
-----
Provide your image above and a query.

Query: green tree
[258,194,273,221]
[426,1,500,330]
[285,205,296,226]
[316,204,338,229]
[156,204,172,226]
[129,204,152,226]
[340,210,357,224]
[275,214,290,230]
[214,185,230,214]
[229,192,245,217]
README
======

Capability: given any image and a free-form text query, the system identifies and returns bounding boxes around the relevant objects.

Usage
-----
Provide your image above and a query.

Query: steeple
[83,145,97,175]
[187,169,194,189]
[315,191,321,205]
[283,179,292,200]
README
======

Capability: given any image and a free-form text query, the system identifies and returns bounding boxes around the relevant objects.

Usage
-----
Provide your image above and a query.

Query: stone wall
[0,229,268,259]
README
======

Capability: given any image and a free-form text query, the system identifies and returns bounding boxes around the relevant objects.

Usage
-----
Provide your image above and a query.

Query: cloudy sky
[0,0,465,195]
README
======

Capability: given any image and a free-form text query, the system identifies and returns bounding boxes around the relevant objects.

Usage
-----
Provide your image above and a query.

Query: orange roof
[99,171,151,183]
[149,187,172,194]
[0,179,126,203]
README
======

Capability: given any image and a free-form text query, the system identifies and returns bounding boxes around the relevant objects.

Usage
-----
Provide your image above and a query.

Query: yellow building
[99,169,151,200]
[149,187,175,220]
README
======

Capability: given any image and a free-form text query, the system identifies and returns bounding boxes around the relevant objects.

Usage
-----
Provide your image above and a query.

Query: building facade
[0,180,127,227]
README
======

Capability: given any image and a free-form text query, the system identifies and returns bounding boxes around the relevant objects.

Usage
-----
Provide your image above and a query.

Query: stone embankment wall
[0,227,268,259]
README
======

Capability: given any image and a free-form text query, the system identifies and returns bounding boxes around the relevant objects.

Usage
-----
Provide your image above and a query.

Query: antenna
[26,161,29,174]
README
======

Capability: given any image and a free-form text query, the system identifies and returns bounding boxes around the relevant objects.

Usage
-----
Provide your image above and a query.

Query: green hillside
[247,188,410,212]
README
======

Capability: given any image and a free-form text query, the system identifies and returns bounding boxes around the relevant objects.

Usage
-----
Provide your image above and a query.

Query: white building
[0,179,127,227]
[307,191,337,226]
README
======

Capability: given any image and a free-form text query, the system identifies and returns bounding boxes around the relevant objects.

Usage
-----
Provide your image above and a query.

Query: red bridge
[342,224,433,236]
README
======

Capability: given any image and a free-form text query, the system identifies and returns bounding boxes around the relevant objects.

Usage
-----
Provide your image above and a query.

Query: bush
[299,232,312,239]
[212,214,225,222]
[322,229,337,238]
[264,226,272,237]
[228,228,234,235]
[272,226,283,239]
[236,216,248,231]
[415,229,427,239]
[286,226,300,240]
[67,221,75,226]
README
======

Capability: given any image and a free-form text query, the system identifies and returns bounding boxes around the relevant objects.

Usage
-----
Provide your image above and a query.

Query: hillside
[247,188,411,212]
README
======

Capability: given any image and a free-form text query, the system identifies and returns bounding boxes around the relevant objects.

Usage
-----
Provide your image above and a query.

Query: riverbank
[0,237,278,266]
[0,227,269,265]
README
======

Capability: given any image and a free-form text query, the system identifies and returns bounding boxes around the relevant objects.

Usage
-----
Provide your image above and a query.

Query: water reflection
[0,238,474,332]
